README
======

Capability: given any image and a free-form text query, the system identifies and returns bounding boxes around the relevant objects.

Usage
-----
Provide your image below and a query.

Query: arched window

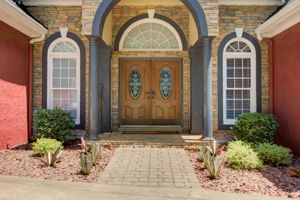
[47,37,81,124]
[220,34,258,126]
[119,18,183,51]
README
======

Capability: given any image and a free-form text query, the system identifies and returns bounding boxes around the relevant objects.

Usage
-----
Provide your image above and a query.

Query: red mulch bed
[187,150,300,199]
[0,142,115,183]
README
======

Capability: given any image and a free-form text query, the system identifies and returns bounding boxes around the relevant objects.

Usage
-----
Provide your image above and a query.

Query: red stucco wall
[273,22,300,155]
[0,21,30,149]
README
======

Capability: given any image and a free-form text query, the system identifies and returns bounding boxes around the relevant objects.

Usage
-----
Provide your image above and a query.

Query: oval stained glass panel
[160,68,173,100]
[129,69,142,100]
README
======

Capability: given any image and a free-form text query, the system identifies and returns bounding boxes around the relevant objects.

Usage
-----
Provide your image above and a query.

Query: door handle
[147,90,155,95]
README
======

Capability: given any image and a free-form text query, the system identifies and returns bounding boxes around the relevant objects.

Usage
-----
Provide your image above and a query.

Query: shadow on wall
[0,21,30,149]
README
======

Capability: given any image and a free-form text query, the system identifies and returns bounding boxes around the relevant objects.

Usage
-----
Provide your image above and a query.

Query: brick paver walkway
[98,147,198,187]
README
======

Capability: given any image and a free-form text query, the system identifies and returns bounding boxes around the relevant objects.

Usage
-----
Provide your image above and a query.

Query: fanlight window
[226,41,251,53]
[52,41,77,53]
[120,18,182,51]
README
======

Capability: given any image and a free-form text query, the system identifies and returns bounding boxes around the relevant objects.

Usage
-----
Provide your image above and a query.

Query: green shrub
[33,107,75,141]
[232,113,278,143]
[226,140,264,170]
[255,143,293,166]
[32,138,63,156]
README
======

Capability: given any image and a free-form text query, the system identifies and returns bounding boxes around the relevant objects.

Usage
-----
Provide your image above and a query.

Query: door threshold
[119,125,182,132]
[120,125,181,128]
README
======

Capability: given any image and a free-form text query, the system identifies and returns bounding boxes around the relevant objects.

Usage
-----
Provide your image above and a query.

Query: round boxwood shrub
[255,143,293,166]
[33,107,75,142]
[232,113,278,143]
[226,140,264,170]
[32,138,63,156]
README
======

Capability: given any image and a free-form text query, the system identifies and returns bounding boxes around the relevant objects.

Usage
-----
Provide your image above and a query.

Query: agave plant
[79,137,92,152]
[199,141,225,161]
[80,153,92,175]
[207,140,226,156]
[203,151,223,180]
[42,147,62,167]
[90,142,101,166]
[199,144,208,162]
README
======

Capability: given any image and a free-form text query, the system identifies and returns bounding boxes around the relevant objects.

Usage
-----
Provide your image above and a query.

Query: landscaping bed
[0,142,115,183]
[187,150,300,199]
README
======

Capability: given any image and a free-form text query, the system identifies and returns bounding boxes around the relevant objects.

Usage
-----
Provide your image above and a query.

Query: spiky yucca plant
[90,142,101,166]
[203,151,223,180]
[42,147,62,167]
[79,137,92,152]
[199,144,208,162]
[200,141,225,180]
[80,153,92,175]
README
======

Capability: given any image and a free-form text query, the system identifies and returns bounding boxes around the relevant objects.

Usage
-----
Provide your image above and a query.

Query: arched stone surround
[87,0,214,140]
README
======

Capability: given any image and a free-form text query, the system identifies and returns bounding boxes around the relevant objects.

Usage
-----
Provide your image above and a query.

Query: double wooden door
[120,59,181,125]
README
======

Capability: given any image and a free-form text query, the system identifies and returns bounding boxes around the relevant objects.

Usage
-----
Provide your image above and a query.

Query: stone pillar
[189,41,204,134]
[87,35,100,140]
[98,40,113,132]
[189,36,214,140]
[202,36,214,141]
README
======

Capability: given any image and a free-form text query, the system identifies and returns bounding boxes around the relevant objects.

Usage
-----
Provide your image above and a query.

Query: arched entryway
[88,0,214,141]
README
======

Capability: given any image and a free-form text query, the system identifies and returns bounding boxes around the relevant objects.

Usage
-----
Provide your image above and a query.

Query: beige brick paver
[98,147,198,188]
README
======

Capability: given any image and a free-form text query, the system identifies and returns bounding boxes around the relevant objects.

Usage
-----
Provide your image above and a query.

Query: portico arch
[88,0,214,141]
[92,0,208,39]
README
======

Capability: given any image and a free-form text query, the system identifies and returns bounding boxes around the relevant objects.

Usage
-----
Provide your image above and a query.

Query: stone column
[189,36,214,141]
[98,40,113,132]
[87,35,100,140]
[201,36,214,141]
[189,41,204,134]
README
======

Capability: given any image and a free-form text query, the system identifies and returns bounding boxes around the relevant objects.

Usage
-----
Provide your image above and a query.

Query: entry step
[119,125,182,132]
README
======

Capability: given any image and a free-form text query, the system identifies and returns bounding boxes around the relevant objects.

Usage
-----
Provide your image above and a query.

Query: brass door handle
[146,90,155,99]
[147,90,155,95]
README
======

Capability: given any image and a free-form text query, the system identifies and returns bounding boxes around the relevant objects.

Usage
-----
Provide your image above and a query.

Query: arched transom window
[47,38,81,124]
[119,18,183,51]
[223,38,257,125]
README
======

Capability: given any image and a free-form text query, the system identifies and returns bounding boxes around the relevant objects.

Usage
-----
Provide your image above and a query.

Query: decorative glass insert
[52,41,77,53]
[122,21,181,50]
[226,41,251,53]
[160,68,173,100]
[129,69,142,99]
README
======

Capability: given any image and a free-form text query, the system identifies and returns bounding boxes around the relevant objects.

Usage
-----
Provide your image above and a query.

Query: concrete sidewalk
[0,176,294,200]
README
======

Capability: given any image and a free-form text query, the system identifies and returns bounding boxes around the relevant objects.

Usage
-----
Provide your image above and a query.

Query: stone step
[96,141,210,149]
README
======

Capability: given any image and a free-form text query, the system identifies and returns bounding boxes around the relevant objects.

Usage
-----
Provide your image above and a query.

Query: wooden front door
[120,59,181,125]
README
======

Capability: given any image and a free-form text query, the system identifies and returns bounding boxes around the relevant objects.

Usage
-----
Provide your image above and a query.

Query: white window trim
[47,37,81,124]
[223,37,257,125]
[119,18,183,51]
